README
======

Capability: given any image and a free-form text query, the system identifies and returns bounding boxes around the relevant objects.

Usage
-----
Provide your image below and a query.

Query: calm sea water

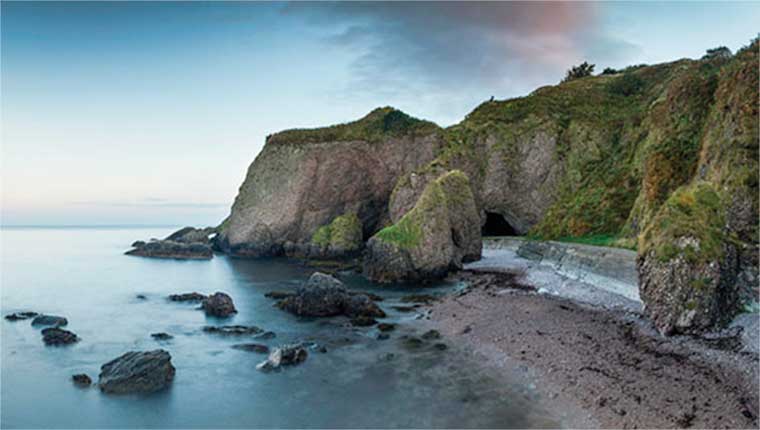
[1,227,557,428]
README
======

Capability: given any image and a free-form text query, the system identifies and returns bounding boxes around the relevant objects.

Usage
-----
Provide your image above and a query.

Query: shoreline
[429,269,759,428]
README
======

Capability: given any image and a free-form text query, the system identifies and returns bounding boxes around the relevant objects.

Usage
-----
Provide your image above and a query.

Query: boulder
[276,272,385,319]
[126,240,212,260]
[4,311,38,321]
[364,170,482,282]
[31,315,68,327]
[215,107,443,257]
[72,374,92,387]
[41,327,79,345]
[202,325,262,335]
[168,292,207,302]
[98,350,175,394]
[201,292,237,317]
[256,344,308,372]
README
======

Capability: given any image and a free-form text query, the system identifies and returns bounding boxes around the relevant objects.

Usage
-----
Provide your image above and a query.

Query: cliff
[219,39,758,333]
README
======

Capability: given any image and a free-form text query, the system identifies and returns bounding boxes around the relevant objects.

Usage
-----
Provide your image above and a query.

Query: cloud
[284,2,641,117]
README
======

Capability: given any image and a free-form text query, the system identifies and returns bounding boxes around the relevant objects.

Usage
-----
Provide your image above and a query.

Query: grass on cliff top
[267,107,440,145]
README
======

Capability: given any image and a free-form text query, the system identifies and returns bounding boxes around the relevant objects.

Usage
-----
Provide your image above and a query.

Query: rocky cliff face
[219,40,758,334]
[217,107,443,257]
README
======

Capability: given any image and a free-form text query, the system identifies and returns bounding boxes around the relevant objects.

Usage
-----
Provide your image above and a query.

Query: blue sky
[1,1,758,226]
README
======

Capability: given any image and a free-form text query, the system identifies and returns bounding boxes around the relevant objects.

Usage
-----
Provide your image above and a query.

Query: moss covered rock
[364,170,481,282]
[293,212,363,259]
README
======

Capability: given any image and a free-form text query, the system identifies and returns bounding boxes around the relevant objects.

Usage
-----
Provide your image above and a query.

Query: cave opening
[482,212,519,237]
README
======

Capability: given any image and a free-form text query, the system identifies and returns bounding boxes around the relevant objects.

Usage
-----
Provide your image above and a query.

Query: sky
[1,1,758,226]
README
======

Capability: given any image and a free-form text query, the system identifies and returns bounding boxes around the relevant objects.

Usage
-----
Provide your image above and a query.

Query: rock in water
[202,292,237,317]
[151,332,173,340]
[276,272,385,319]
[215,107,443,258]
[41,327,79,345]
[31,315,68,327]
[4,311,38,321]
[98,350,175,394]
[364,170,482,282]
[256,344,308,372]
[125,240,212,260]
[203,325,262,335]
[72,374,92,387]
[164,226,216,244]
[168,292,207,302]
[231,343,270,353]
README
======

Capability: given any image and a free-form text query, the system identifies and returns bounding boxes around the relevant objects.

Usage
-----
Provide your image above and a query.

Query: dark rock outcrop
[256,344,308,371]
[201,292,237,317]
[202,325,262,335]
[98,350,175,394]
[41,327,79,345]
[165,226,216,244]
[126,240,212,260]
[4,311,38,321]
[151,332,173,340]
[364,170,482,282]
[216,107,443,258]
[72,373,92,387]
[276,272,385,319]
[168,292,207,302]
[231,343,270,353]
[31,315,68,327]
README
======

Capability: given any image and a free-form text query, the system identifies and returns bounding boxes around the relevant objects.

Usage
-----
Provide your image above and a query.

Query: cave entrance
[482,211,519,237]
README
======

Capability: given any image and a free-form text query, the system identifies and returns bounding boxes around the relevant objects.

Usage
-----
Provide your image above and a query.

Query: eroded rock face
[364,170,482,282]
[216,108,443,257]
[201,292,237,317]
[276,272,385,319]
[98,350,175,394]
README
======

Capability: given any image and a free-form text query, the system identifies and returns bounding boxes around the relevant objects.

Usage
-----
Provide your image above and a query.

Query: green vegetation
[311,212,362,250]
[562,61,595,83]
[639,182,728,263]
[268,107,440,145]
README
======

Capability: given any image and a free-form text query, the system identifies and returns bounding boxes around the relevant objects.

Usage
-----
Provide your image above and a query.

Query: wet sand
[429,270,759,429]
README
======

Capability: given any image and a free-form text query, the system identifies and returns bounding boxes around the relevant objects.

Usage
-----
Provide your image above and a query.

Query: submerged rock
[202,292,237,317]
[72,374,92,387]
[231,343,270,354]
[126,240,212,260]
[4,311,38,321]
[256,344,308,372]
[41,327,79,345]
[168,292,207,302]
[31,315,68,327]
[203,325,262,335]
[276,272,385,320]
[98,350,175,394]
[151,332,173,341]
[364,170,482,282]
[377,323,396,332]
[264,291,294,300]
[350,315,377,326]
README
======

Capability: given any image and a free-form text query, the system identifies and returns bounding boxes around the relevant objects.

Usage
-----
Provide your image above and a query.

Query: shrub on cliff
[562,61,595,83]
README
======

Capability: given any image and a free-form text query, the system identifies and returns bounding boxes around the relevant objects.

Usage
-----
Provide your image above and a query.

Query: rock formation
[364,170,482,282]
[98,350,175,394]
[201,292,237,317]
[126,226,215,259]
[216,107,443,257]
[275,272,385,319]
